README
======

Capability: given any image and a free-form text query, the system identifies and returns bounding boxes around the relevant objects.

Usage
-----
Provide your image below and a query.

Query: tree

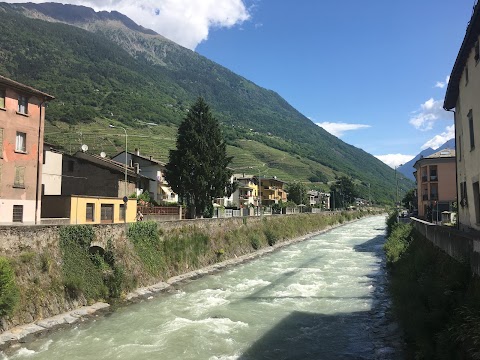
[165,98,233,218]
[402,188,416,212]
[330,176,357,209]
[287,182,308,205]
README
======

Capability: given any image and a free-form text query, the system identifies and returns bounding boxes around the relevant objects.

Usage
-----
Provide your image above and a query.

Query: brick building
[0,75,54,224]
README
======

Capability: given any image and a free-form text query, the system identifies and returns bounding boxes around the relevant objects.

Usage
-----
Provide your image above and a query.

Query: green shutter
[14,166,25,188]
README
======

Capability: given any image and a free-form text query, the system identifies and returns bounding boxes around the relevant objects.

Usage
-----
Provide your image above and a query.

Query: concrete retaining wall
[412,218,480,276]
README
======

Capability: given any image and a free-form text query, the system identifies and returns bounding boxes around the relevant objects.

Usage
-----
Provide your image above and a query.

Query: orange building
[413,148,456,222]
[0,75,54,224]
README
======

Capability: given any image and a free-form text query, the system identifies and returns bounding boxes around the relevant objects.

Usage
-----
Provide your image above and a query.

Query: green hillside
[0,3,413,203]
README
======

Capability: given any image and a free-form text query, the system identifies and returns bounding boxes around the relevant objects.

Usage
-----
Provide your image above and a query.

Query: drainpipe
[445,108,458,229]
[34,98,46,225]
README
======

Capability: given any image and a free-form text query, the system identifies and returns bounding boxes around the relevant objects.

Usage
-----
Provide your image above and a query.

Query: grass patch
[0,257,20,318]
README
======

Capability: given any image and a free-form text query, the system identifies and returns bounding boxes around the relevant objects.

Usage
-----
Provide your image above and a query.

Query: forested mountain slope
[0,2,412,203]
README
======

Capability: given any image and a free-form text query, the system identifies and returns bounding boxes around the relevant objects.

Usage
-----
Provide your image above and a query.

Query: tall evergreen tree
[165,98,233,218]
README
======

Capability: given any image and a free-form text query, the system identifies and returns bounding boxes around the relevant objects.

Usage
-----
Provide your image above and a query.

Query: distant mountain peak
[15,2,158,36]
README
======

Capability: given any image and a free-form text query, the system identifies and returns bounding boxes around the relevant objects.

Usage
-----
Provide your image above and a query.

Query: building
[0,75,54,225]
[444,3,480,231]
[413,149,456,222]
[112,150,178,204]
[259,177,288,206]
[41,150,147,224]
[230,174,258,209]
[307,190,331,210]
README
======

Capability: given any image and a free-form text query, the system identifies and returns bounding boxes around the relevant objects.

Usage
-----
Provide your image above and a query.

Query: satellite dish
[81,144,88,152]
[100,152,106,158]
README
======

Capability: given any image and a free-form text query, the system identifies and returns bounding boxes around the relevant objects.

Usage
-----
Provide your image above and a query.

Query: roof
[444,3,480,110]
[113,151,166,166]
[413,148,456,169]
[0,74,55,101]
[72,151,149,179]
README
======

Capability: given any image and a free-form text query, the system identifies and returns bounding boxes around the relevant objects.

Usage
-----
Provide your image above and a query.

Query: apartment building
[0,75,54,224]
[444,2,480,231]
[413,149,456,222]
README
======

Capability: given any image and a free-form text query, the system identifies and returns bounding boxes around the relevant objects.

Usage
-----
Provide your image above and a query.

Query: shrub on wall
[127,221,164,276]
[59,225,123,300]
[0,257,20,318]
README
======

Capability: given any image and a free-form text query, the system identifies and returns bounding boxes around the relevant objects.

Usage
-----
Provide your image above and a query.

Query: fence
[412,218,480,276]
[138,206,182,221]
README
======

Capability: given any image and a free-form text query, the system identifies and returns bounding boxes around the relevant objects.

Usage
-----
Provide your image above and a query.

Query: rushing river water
[2,215,403,360]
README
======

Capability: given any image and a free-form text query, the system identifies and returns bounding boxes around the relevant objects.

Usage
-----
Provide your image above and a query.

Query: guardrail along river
[3,215,402,359]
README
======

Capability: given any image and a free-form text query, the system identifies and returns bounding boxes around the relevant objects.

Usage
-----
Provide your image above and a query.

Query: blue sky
[195,0,471,167]
[9,0,473,167]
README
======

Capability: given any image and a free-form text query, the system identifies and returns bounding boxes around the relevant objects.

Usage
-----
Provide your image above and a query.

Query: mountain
[0,2,413,203]
[398,139,456,181]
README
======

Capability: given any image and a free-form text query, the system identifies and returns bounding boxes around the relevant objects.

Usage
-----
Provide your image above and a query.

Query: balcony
[430,194,438,200]
[421,176,428,182]
[429,175,438,181]
[422,194,428,201]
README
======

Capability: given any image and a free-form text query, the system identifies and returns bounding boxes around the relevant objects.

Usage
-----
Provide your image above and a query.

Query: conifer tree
[165,98,233,218]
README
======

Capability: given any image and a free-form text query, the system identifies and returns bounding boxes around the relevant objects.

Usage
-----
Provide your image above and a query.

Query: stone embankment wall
[0,211,370,334]
[412,218,480,275]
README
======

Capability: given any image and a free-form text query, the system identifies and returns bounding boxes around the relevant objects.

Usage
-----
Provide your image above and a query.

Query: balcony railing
[430,194,438,200]
[430,175,438,181]
[422,194,428,201]
[422,176,428,182]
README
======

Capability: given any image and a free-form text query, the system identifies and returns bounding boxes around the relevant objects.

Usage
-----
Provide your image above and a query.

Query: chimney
[135,148,140,156]
[150,155,152,160]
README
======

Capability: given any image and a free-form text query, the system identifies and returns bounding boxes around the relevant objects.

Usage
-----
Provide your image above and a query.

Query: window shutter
[0,90,4,108]
[14,166,25,188]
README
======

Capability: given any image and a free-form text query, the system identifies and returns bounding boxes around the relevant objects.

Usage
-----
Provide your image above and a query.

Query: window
[15,132,26,153]
[476,41,480,63]
[101,204,114,223]
[67,160,75,172]
[119,204,125,221]
[14,166,25,188]
[0,89,5,109]
[460,181,468,207]
[468,110,475,150]
[474,182,480,224]
[86,203,95,222]
[17,95,28,114]
[12,205,23,223]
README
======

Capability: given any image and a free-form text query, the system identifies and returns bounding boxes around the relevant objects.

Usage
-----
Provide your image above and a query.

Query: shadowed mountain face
[0,2,413,202]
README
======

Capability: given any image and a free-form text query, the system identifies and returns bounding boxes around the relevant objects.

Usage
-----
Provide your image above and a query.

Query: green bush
[250,234,261,250]
[384,223,413,264]
[0,257,20,318]
[127,221,164,275]
[385,210,399,237]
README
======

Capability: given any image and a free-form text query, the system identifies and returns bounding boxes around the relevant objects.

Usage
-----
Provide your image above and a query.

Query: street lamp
[109,124,128,199]
[395,164,403,209]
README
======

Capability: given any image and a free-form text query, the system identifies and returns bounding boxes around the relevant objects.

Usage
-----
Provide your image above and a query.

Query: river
[2,215,402,360]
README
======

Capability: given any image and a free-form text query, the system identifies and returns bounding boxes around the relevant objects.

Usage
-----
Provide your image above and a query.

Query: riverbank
[384,216,480,358]
[0,211,381,350]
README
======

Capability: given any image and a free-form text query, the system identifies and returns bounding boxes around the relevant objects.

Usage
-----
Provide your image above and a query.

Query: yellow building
[43,195,137,224]
[259,177,288,205]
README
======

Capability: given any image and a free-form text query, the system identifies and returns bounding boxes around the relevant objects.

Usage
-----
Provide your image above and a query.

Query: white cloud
[7,0,250,50]
[434,75,450,89]
[375,154,415,169]
[421,125,455,150]
[409,98,453,131]
[316,122,371,137]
